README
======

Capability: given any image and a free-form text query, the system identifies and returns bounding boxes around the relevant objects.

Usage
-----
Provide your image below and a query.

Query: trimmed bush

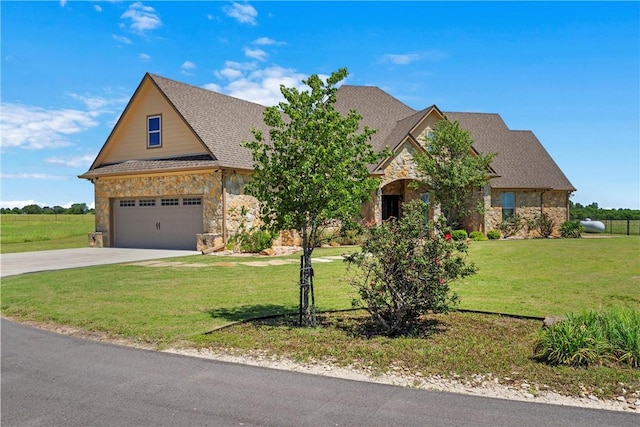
[560,220,583,238]
[487,230,501,240]
[469,231,487,241]
[451,229,468,241]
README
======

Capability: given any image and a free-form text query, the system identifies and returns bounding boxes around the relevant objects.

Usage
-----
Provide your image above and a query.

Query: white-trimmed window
[147,115,162,148]
[119,199,135,207]
[501,192,515,220]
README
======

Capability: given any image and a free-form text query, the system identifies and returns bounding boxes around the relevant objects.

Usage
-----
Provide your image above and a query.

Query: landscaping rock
[259,248,276,256]
[542,315,565,328]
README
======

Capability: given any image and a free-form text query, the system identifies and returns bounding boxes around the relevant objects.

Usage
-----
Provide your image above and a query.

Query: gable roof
[81,73,575,192]
[445,112,575,191]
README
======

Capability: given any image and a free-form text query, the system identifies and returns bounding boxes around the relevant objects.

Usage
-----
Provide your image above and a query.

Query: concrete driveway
[0,248,200,278]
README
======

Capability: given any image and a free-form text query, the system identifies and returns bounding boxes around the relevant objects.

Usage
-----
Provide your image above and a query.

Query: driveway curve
[0,247,200,278]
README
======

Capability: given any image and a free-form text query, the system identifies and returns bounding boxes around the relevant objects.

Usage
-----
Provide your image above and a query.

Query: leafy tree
[243,68,387,326]
[68,203,88,214]
[413,119,495,228]
[345,200,476,336]
[21,204,43,214]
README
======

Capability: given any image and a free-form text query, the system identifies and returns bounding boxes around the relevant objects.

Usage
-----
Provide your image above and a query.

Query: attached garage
[112,196,203,250]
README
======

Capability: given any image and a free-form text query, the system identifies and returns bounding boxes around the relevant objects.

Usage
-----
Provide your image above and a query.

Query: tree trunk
[299,231,316,327]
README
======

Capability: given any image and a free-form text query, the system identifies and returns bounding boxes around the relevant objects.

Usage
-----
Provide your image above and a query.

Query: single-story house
[80,73,575,250]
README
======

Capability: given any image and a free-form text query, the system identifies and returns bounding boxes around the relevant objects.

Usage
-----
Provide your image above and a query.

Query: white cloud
[0,173,69,180]
[139,53,151,62]
[67,93,128,113]
[223,2,257,25]
[0,103,100,150]
[252,37,278,46]
[203,83,222,93]
[209,64,308,106]
[94,5,102,13]
[381,53,421,65]
[244,47,267,61]
[0,200,46,209]
[381,50,448,65]
[113,34,132,45]
[45,155,96,168]
[59,0,67,7]
[121,2,162,34]
[181,61,196,74]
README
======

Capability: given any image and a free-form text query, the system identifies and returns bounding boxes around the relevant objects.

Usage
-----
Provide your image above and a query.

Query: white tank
[580,218,605,233]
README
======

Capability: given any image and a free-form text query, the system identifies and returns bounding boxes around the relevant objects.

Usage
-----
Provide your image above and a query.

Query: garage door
[113,196,203,250]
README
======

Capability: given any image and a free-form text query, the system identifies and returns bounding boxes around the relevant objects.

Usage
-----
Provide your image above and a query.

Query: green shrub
[345,200,476,336]
[469,231,487,241]
[560,220,583,238]
[534,308,640,367]
[526,213,555,238]
[486,230,501,240]
[497,214,525,237]
[451,229,468,241]
[229,227,275,253]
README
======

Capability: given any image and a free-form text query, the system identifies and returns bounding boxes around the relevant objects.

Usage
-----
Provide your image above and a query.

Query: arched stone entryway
[376,179,435,222]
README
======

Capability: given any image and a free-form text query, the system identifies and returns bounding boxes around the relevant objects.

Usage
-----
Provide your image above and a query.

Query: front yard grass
[1,237,639,399]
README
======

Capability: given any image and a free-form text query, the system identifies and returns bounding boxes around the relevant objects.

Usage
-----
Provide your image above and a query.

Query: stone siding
[486,190,569,237]
[93,171,223,247]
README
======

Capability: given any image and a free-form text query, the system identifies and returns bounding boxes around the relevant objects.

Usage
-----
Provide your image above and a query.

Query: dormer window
[147,115,162,148]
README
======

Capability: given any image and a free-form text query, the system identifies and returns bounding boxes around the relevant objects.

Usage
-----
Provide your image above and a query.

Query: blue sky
[1,1,638,209]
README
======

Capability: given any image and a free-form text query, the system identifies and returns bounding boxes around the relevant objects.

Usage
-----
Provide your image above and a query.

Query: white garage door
[113,196,203,250]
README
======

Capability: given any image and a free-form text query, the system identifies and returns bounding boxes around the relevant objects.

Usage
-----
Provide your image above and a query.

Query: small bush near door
[487,230,501,240]
[469,231,487,241]
[451,229,468,241]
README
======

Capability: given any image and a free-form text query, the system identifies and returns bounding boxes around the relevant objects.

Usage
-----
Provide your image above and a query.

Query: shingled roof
[445,112,575,191]
[81,73,575,192]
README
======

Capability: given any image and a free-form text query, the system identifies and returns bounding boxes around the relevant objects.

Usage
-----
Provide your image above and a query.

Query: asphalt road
[2,319,638,426]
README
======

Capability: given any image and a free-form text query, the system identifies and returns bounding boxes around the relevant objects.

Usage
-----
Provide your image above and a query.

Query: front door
[382,195,401,221]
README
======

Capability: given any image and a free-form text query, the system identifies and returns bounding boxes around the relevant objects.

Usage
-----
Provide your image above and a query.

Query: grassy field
[1,214,94,253]
[1,237,638,398]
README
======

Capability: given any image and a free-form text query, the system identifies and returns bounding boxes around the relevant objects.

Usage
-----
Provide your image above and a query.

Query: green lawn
[2,237,638,398]
[2,238,638,343]
[453,237,640,316]
[1,214,94,253]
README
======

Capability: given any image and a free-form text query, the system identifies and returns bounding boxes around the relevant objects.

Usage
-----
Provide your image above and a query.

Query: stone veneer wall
[222,172,302,247]
[92,171,223,247]
[486,190,569,237]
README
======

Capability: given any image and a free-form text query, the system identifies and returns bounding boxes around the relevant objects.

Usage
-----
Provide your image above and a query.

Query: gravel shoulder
[6,317,637,414]
[166,347,639,414]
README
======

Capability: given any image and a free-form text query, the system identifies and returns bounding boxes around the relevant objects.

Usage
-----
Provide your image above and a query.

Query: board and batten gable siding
[96,79,209,165]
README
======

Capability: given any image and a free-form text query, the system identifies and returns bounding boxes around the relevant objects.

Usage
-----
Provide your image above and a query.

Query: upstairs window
[501,192,515,220]
[147,115,162,148]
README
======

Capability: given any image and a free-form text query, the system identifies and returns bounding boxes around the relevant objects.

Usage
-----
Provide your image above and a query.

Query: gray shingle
[82,73,575,192]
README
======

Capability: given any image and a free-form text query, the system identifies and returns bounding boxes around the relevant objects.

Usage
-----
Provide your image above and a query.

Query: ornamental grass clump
[344,200,476,336]
[534,307,640,368]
